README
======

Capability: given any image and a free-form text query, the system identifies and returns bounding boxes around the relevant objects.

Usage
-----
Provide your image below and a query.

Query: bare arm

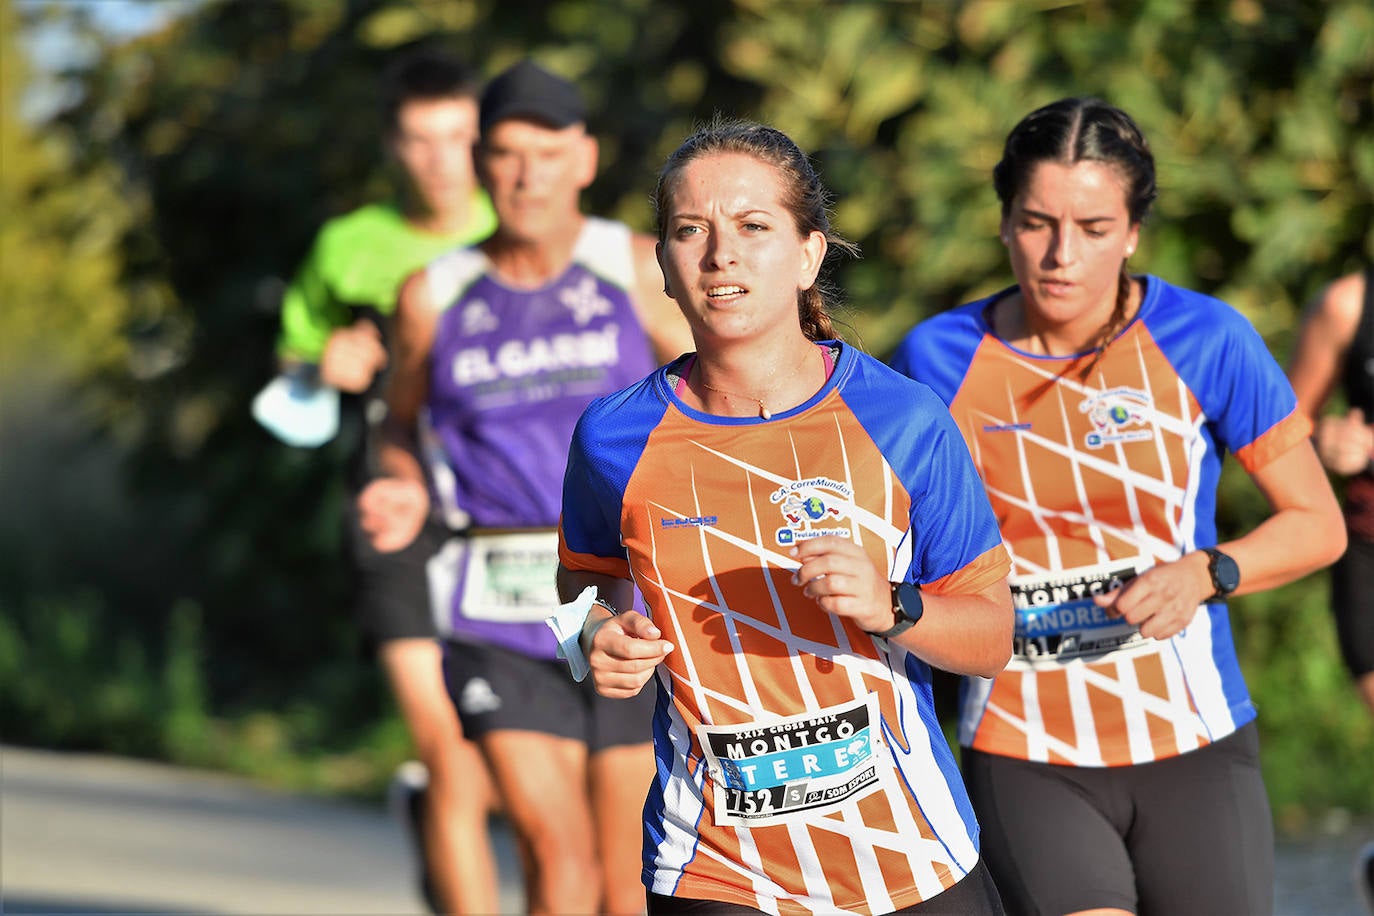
[629,233,694,364]
[790,534,1013,678]
[376,269,438,482]
[1288,272,1363,418]
[356,269,439,552]
[1227,440,1347,591]
[1096,440,1346,639]
[555,566,636,611]
[1287,272,1374,475]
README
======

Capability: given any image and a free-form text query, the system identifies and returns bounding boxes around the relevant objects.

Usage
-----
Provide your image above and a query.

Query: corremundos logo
[1079,386,1155,449]
[770,477,853,546]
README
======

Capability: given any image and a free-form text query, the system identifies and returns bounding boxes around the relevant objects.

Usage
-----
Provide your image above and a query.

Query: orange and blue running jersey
[891,276,1312,768]
[559,343,1010,914]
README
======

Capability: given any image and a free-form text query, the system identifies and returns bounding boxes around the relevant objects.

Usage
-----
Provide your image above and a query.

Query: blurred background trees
[3,0,1371,822]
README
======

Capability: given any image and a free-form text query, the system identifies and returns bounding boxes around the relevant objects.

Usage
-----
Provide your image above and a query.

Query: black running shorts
[343,503,444,647]
[442,639,656,751]
[1331,534,1374,678]
[647,856,1003,914]
[962,722,1273,916]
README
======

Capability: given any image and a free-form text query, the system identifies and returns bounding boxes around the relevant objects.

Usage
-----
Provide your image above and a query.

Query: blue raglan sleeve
[1149,287,1312,472]
[889,302,989,408]
[558,404,632,576]
[903,386,1010,595]
[847,354,1009,594]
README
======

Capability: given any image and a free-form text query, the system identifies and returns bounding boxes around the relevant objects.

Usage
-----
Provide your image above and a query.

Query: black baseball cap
[480,60,587,133]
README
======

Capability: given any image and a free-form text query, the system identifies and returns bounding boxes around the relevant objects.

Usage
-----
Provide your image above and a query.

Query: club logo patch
[460,299,499,336]
[1079,386,1155,449]
[770,477,852,545]
[559,275,614,325]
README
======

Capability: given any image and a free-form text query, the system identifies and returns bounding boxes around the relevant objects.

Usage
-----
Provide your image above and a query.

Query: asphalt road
[2,744,1370,915]
[1,745,523,914]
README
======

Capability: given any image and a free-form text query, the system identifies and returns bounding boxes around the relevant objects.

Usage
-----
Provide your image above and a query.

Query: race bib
[1008,557,1150,669]
[458,529,560,623]
[696,696,885,828]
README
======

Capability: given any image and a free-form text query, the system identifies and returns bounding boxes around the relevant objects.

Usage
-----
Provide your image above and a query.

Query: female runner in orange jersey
[554,119,1015,915]
[892,98,1345,916]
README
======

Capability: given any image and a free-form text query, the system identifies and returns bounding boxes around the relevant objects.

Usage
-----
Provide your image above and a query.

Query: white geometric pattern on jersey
[1115,652,1153,762]
[1172,605,1237,736]
[654,440,901,697]
[1162,635,1205,753]
[1076,661,1211,735]
[977,338,1198,575]
[1020,660,1048,762]
[634,518,721,894]
[995,374,1062,571]
[1065,668,1104,765]
[1177,393,1209,565]
[976,653,1216,766]
[660,833,786,908]
[959,336,1234,764]
[1055,382,1110,565]
[818,811,892,914]
[735,804,775,912]
[980,648,1218,766]
[752,469,830,714]
[789,819,837,910]
[640,418,974,906]
[880,645,981,880]
[983,698,1094,762]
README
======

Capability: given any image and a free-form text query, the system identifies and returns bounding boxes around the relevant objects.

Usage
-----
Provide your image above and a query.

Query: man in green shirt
[268,47,499,915]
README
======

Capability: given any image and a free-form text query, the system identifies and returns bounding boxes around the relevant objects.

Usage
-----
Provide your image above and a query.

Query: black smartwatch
[867,582,924,639]
[1201,547,1240,601]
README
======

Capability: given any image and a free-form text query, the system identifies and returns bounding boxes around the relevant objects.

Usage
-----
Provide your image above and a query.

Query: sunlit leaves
[357,0,481,45]
[1,0,136,380]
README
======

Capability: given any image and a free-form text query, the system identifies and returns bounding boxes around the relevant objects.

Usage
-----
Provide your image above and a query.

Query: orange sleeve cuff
[557,532,632,579]
[1234,407,1313,474]
[922,542,1012,597]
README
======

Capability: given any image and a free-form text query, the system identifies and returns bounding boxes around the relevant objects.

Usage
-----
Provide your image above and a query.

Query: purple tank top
[423,218,658,657]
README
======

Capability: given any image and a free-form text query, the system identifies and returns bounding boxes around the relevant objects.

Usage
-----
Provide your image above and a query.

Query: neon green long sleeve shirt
[275,195,497,362]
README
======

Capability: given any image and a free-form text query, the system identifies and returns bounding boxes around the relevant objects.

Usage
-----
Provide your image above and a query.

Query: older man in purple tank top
[357,59,691,915]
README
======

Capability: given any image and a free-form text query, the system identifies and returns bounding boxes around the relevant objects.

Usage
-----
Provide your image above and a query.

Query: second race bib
[1008,557,1151,669]
[458,529,560,623]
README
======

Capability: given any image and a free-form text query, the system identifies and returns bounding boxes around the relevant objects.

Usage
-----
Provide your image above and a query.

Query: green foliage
[5,0,1372,817]
[1235,579,1374,828]
[1217,458,1374,824]
[0,586,405,796]
[0,0,142,381]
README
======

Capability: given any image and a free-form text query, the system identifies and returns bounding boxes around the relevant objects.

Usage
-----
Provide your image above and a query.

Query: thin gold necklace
[694,347,816,420]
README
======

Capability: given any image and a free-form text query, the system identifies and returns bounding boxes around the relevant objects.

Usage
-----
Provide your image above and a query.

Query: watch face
[1212,552,1241,593]
[895,582,924,623]
[870,582,924,639]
